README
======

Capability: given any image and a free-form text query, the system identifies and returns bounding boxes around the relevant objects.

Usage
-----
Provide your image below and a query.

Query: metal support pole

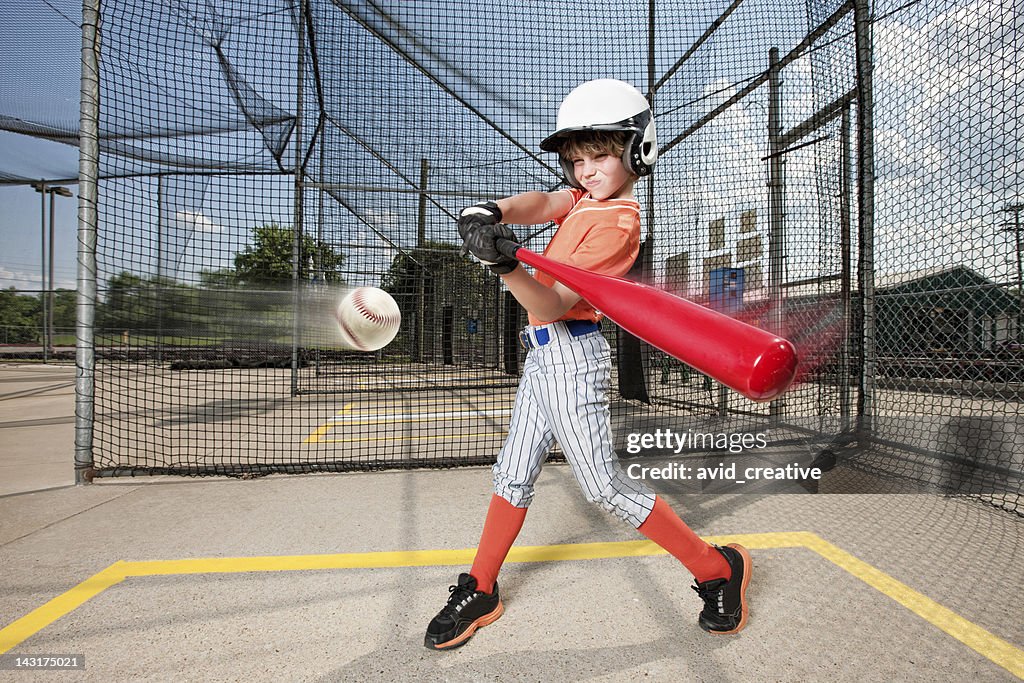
[290,0,308,397]
[48,189,56,356]
[39,180,48,361]
[767,47,786,423]
[1015,210,1023,300]
[1014,209,1023,298]
[417,158,428,241]
[155,175,163,362]
[1016,208,1023,343]
[1015,211,1024,344]
[1001,204,1024,342]
[415,158,428,363]
[492,275,501,368]
[646,0,657,242]
[75,0,101,484]
[646,0,658,404]
[853,0,876,438]
[314,123,327,379]
[839,105,853,433]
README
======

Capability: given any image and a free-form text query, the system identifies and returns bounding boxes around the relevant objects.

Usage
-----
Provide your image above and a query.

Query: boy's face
[567,150,635,200]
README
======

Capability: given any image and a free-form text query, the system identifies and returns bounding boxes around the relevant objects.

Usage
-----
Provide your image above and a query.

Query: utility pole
[1002,203,1024,342]
[32,182,73,361]
[35,180,48,361]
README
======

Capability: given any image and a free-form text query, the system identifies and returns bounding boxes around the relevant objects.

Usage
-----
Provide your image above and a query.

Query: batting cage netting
[0,0,1020,514]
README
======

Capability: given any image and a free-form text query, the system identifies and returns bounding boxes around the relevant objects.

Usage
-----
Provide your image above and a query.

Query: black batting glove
[458,202,519,274]
[483,224,520,274]
[458,200,502,225]
[457,201,502,251]
[462,223,519,274]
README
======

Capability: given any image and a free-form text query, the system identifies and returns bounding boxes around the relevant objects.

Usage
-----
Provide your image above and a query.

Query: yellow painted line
[1,532,1021,679]
[303,403,352,443]
[117,549,479,576]
[0,535,769,654]
[329,408,512,423]
[0,563,128,654]
[318,431,506,444]
[305,403,511,442]
[798,532,1024,679]
[302,423,334,444]
[327,415,510,427]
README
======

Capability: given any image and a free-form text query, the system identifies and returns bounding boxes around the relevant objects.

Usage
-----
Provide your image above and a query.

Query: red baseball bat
[497,239,798,402]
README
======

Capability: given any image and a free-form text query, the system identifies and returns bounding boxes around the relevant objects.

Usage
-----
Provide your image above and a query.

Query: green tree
[98,272,156,332]
[198,268,237,288]
[381,241,497,358]
[50,289,77,340]
[0,288,42,343]
[234,223,345,284]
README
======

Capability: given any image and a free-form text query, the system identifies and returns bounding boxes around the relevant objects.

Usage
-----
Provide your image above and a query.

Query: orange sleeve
[554,188,586,222]
[566,222,640,278]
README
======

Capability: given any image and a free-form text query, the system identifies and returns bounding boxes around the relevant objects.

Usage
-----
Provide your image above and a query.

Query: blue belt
[519,320,600,350]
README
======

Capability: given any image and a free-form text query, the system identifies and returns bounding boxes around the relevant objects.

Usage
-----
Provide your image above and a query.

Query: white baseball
[334,287,401,351]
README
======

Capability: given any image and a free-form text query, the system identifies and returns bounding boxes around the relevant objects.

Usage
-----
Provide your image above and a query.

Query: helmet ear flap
[623,113,658,177]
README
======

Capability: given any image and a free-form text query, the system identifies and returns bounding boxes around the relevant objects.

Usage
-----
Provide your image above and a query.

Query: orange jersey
[528,188,641,326]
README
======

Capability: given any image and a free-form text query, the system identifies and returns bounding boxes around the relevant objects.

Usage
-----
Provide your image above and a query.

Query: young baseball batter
[424,79,751,650]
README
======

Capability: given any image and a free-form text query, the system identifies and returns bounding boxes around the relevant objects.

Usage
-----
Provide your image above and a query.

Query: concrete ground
[0,363,77,495]
[0,363,1022,682]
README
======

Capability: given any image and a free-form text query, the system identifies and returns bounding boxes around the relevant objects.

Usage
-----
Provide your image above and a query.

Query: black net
[860,0,1023,513]
[1,0,1019,513]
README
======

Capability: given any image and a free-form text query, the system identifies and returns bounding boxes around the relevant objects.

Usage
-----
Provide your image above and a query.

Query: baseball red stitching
[352,289,383,324]
[335,306,370,351]
[337,288,399,351]
[353,288,399,327]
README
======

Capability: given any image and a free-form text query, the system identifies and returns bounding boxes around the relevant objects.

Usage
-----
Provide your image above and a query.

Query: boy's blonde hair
[559,130,631,168]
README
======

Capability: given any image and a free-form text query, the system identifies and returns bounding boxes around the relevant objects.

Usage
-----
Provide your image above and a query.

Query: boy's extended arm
[496,191,573,225]
[500,266,582,323]
[458,190,576,321]
[488,190,581,321]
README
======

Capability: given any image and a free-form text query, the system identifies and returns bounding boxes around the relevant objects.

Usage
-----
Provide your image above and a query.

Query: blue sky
[0,0,81,291]
[0,183,79,291]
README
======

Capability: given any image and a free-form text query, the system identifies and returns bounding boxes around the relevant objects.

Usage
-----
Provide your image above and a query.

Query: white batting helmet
[540,79,658,187]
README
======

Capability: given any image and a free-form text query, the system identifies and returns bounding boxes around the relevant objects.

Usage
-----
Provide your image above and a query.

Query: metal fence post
[853,0,876,438]
[75,0,101,484]
[840,105,853,434]
[767,46,786,424]
[38,180,49,362]
[290,0,308,397]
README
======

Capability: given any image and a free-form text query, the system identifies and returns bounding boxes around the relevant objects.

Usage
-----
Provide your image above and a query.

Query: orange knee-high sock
[469,494,528,594]
[637,496,730,583]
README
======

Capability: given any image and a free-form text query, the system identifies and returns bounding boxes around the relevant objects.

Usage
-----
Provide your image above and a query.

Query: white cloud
[173,210,223,233]
[0,266,41,290]
[0,265,76,291]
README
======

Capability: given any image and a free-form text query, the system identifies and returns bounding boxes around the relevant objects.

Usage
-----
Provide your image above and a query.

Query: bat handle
[495,238,522,261]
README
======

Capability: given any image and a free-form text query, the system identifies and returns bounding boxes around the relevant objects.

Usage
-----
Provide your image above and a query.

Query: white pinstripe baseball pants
[493,322,657,528]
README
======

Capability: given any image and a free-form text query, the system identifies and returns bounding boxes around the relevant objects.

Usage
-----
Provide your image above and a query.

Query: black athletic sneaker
[424,573,504,650]
[692,543,752,634]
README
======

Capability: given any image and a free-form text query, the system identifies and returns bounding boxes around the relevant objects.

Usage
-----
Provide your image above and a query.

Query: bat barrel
[630,291,798,401]
[742,339,798,401]
[500,242,799,402]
